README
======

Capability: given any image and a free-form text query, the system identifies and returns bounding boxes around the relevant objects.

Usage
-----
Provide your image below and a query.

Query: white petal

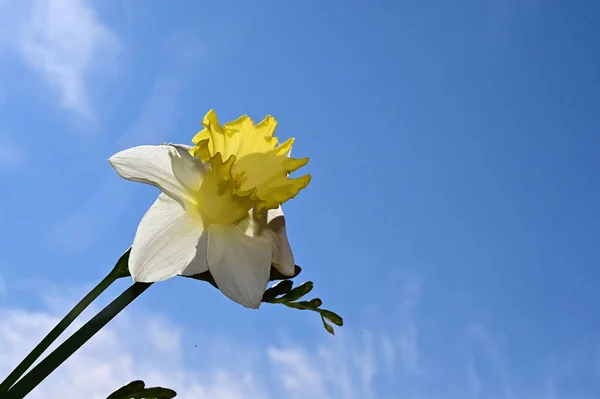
[207,225,272,309]
[130,194,208,282]
[265,207,296,276]
[109,144,207,207]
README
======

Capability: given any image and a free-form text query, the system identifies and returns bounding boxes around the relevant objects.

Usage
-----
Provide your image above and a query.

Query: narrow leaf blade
[262,280,294,302]
[106,380,145,399]
[321,315,335,335]
[320,310,344,326]
[277,281,313,303]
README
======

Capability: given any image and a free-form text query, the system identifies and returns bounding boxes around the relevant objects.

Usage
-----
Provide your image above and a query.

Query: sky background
[0,0,599,398]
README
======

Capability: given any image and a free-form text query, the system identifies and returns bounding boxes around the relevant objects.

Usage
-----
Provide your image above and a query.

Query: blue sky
[1,0,599,398]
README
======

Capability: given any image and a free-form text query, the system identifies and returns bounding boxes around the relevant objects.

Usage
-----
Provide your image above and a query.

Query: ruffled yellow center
[191,109,310,225]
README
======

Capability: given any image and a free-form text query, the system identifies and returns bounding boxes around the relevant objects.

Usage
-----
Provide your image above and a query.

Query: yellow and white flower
[109,110,310,308]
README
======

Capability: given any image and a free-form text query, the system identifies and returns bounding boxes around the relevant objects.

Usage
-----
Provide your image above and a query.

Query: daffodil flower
[109,110,311,308]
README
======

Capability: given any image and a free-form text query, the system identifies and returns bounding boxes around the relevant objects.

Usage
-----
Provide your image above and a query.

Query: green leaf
[319,309,344,326]
[130,388,177,399]
[265,281,343,336]
[272,281,313,303]
[269,265,302,281]
[106,380,176,399]
[309,298,323,308]
[262,280,294,302]
[321,315,335,335]
[111,248,132,279]
[185,271,218,289]
[107,380,145,399]
[283,301,316,310]
[185,264,302,293]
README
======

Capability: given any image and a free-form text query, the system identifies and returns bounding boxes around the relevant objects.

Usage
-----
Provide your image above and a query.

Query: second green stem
[3,281,151,399]
[0,249,131,397]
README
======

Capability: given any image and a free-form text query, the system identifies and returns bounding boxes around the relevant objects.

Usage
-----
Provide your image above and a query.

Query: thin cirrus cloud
[396,279,422,375]
[1,276,590,399]
[15,0,119,118]
[0,282,384,399]
[0,304,267,399]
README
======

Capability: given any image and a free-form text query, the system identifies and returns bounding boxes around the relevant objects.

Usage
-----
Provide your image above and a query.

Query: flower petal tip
[246,301,262,310]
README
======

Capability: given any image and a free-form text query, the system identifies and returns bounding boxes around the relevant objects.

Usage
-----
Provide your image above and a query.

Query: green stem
[1,279,114,394]
[0,249,131,398]
[3,282,152,399]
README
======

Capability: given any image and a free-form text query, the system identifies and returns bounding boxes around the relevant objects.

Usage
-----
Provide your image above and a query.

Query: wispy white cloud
[36,26,212,257]
[397,279,421,374]
[0,305,267,399]
[465,355,483,397]
[42,31,199,256]
[268,347,328,398]
[0,289,384,399]
[380,332,396,374]
[16,0,119,117]
[467,323,513,397]
[267,331,380,399]
[1,278,598,399]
